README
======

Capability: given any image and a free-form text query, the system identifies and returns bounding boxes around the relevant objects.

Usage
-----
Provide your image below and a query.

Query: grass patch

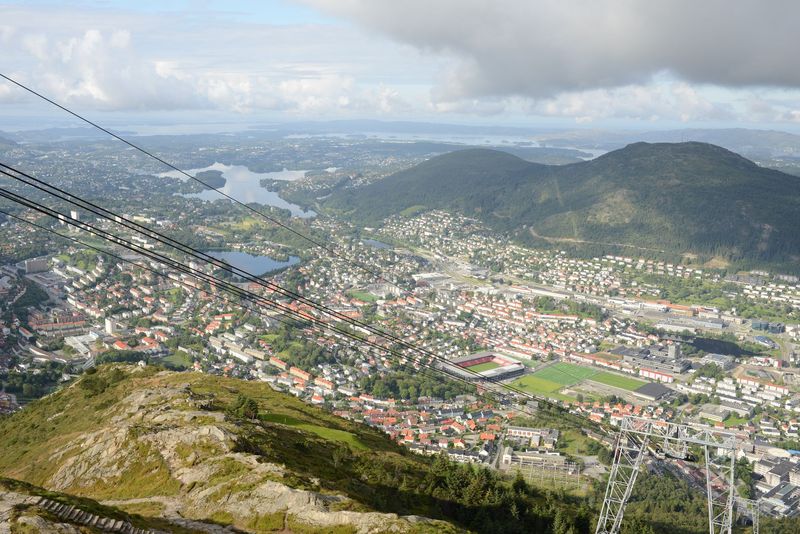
[174,439,221,466]
[723,414,750,428]
[161,350,192,370]
[208,511,235,525]
[260,413,367,451]
[247,511,285,532]
[115,500,165,517]
[532,363,598,386]
[589,372,646,391]
[558,428,596,456]
[231,217,263,231]
[287,514,357,534]
[399,205,427,217]
[346,289,378,303]
[509,373,587,403]
[207,457,249,486]
[550,392,582,403]
[510,376,563,395]
[75,440,182,500]
[276,341,307,360]
[467,361,501,372]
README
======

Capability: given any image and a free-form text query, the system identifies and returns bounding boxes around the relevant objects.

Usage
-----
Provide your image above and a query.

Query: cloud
[530,82,734,124]
[302,0,800,102]
[2,28,205,111]
[0,1,798,126]
[743,94,800,124]
[0,5,430,117]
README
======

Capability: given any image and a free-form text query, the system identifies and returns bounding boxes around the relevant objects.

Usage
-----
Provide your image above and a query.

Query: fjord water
[207,250,300,277]
[163,163,316,218]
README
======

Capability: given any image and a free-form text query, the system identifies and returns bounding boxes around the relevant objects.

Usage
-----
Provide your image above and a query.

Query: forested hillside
[325,143,800,266]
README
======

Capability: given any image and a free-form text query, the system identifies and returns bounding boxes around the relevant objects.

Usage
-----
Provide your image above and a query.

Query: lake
[162,163,316,218]
[207,250,300,277]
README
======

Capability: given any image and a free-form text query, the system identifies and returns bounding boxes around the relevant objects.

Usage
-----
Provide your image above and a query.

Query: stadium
[440,351,526,382]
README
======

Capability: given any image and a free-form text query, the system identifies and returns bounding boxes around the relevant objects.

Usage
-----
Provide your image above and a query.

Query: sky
[1,0,800,133]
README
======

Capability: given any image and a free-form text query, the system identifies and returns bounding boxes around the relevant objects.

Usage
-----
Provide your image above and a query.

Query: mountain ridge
[0,365,461,533]
[324,142,800,266]
[537,127,800,160]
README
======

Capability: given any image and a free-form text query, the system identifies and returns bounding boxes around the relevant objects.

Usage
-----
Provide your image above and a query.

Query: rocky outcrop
[20,372,444,534]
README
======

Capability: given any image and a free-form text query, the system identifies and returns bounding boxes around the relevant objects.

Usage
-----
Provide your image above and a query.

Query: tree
[553,509,576,534]
[332,445,351,469]
[79,374,108,397]
[21,383,37,398]
[228,394,259,419]
[512,470,527,496]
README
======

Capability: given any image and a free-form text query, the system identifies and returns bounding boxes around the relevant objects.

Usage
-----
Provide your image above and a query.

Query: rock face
[2,370,446,534]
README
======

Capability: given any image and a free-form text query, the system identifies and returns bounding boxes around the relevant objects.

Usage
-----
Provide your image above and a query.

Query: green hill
[0,133,17,147]
[0,365,593,533]
[325,142,800,266]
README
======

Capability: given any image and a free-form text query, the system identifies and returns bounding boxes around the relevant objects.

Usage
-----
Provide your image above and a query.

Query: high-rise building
[24,257,48,274]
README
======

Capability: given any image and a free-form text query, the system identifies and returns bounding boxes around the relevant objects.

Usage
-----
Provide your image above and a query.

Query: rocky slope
[0,365,457,534]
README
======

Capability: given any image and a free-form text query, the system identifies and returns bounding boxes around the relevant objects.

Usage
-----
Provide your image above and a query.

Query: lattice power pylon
[735,498,760,534]
[595,416,738,534]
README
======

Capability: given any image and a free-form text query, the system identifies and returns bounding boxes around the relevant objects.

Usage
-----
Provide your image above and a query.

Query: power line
[0,80,606,426]
[0,196,540,416]
[0,207,591,437]
[1,195,597,432]
[0,72,399,289]
[0,205,495,402]
[0,162,547,401]
[0,75,567,409]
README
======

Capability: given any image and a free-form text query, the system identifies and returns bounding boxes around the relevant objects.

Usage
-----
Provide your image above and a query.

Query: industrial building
[610,344,690,375]
[699,353,736,371]
[633,382,673,402]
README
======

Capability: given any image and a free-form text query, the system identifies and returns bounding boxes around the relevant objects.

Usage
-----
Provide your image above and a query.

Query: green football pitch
[510,361,648,401]
[588,372,646,391]
[531,362,598,386]
[468,361,501,372]
[509,375,563,395]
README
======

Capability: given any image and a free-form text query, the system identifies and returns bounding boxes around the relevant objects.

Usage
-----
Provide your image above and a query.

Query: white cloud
[109,30,130,49]
[425,82,734,124]
[742,94,800,124]
[0,1,798,126]
[21,34,48,61]
[0,25,14,42]
[0,5,431,118]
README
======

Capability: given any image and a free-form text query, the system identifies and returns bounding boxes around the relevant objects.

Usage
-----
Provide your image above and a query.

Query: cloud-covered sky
[1,0,799,131]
